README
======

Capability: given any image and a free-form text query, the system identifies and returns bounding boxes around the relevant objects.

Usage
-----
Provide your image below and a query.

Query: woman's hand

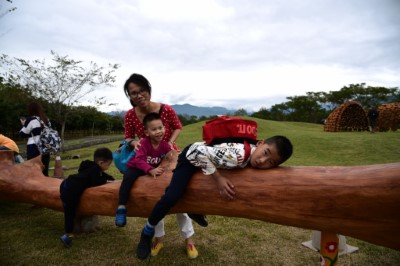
[127,139,141,152]
[133,140,141,152]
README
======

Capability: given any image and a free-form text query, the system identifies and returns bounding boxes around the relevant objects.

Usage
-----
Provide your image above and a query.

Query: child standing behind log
[135,135,293,260]
[115,112,199,259]
[60,147,114,248]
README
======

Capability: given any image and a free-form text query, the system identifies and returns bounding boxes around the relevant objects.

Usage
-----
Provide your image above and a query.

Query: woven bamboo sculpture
[324,101,369,132]
[376,103,400,132]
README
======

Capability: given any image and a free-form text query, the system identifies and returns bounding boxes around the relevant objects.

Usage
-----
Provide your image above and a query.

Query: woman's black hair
[27,102,49,125]
[123,73,152,98]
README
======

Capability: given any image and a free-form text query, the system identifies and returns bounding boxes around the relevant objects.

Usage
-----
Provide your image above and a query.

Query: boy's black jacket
[64,160,114,196]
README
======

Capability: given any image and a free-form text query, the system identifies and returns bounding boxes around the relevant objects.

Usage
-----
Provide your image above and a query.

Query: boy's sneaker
[186,243,198,259]
[60,234,72,248]
[151,242,164,256]
[136,229,154,260]
[115,207,127,227]
[188,213,208,227]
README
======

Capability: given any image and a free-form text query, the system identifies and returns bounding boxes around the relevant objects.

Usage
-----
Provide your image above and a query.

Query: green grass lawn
[1,118,399,265]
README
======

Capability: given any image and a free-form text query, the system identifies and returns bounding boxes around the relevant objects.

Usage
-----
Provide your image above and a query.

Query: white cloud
[138,0,234,21]
[1,0,399,113]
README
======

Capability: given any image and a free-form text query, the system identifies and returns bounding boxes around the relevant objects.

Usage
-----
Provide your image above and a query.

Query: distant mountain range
[171,104,237,117]
[109,104,239,117]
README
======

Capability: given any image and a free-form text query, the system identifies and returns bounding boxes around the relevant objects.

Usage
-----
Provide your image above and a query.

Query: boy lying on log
[135,135,293,260]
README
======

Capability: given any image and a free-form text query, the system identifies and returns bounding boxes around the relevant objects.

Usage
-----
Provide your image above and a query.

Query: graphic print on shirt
[147,153,166,166]
[186,142,249,175]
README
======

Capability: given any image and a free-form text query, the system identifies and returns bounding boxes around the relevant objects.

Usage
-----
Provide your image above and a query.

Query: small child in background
[115,112,198,258]
[136,135,293,260]
[60,147,114,248]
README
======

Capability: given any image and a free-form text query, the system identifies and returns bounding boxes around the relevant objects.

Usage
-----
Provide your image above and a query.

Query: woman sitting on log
[117,73,198,258]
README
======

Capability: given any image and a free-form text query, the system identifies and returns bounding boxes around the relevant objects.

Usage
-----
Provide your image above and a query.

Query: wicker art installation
[324,101,369,132]
[376,103,400,132]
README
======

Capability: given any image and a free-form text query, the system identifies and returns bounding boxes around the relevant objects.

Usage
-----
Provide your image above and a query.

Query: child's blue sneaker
[60,234,72,248]
[115,207,127,227]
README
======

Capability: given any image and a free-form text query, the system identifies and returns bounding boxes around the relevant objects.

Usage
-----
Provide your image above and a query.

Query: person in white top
[19,102,51,176]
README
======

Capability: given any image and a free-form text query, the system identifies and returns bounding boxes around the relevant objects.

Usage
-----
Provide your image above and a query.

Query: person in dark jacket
[367,106,379,133]
[60,147,114,248]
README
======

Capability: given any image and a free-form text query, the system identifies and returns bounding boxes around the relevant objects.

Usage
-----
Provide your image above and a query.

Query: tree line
[1,52,399,141]
[178,83,399,125]
[2,76,399,140]
[0,76,124,140]
[250,83,399,124]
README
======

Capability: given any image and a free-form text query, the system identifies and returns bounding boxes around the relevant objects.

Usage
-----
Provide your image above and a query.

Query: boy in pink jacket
[115,112,198,258]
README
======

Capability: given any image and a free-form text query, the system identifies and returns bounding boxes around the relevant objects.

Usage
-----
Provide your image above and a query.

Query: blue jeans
[148,145,197,226]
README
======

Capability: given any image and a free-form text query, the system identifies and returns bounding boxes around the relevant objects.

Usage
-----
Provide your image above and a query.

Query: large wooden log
[0,151,399,251]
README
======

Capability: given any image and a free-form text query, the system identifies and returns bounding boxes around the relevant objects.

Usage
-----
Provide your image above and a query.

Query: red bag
[202,116,258,144]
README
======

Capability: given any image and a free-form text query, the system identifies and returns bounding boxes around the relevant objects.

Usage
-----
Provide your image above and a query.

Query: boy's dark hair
[264,135,293,164]
[143,112,162,129]
[123,73,152,98]
[93,147,113,162]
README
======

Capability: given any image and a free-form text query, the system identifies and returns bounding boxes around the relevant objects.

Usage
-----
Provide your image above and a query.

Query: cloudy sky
[2,0,400,112]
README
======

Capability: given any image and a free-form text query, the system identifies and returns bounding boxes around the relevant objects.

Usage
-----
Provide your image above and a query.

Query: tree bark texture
[0,150,399,250]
